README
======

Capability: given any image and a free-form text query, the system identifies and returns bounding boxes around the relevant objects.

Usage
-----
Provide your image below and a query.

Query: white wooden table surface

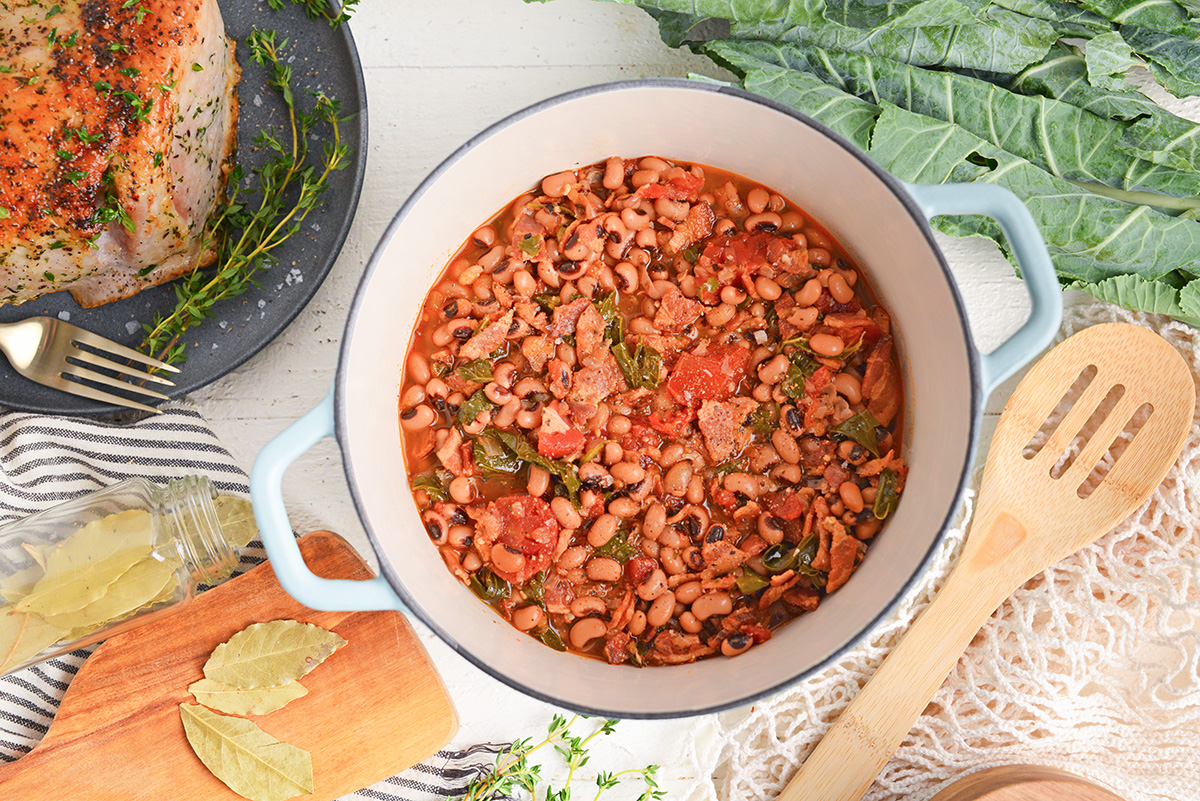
[188,0,1065,795]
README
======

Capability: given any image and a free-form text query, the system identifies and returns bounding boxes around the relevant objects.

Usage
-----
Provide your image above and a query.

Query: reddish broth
[399,156,906,666]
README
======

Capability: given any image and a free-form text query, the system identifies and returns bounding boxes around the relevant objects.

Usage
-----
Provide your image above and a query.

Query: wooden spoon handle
[779,560,1010,801]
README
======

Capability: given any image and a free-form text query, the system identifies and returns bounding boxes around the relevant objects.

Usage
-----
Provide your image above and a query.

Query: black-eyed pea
[512,605,544,631]
[646,590,676,627]
[587,513,620,548]
[839,481,865,514]
[551,496,582,529]
[642,502,667,540]
[628,610,648,636]
[636,568,669,602]
[721,633,753,657]
[674,580,703,605]
[610,461,646,485]
[401,404,436,431]
[608,497,639,518]
[586,556,623,583]
[570,596,607,618]
[692,591,733,621]
[448,476,477,505]
[558,545,588,570]
[660,547,686,575]
[461,552,483,572]
[679,611,703,634]
[569,617,608,650]
[491,545,526,578]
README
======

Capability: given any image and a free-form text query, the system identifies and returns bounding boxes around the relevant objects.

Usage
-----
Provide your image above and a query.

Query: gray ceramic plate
[0,0,367,415]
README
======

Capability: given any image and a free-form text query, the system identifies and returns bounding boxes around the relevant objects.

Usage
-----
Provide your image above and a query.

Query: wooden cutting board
[930,766,1128,801]
[0,530,458,800]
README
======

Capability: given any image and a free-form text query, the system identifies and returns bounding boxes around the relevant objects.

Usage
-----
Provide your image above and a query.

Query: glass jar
[0,476,242,676]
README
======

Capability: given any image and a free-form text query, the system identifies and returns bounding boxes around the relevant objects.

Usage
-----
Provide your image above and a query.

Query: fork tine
[60,364,172,402]
[68,349,177,386]
[67,327,181,373]
[43,376,162,414]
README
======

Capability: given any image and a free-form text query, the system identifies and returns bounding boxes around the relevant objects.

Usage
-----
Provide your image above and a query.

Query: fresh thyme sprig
[266,0,360,27]
[140,28,350,364]
[462,716,665,801]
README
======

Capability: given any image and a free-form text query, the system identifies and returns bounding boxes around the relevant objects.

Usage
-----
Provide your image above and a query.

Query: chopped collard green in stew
[399,156,907,666]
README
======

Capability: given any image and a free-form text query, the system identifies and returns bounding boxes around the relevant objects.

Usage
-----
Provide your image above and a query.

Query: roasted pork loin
[0,0,238,307]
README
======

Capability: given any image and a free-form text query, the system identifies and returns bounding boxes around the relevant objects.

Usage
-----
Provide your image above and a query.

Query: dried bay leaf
[215,496,258,550]
[42,556,178,630]
[0,605,69,674]
[189,677,308,716]
[179,703,313,801]
[0,563,44,603]
[15,509,155,617]
[204,620,346,689]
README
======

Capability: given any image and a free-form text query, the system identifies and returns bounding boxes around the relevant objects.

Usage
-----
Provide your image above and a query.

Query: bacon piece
[521,334,555,372]
[861,335,901,426]
[810,498,833,572]
[604,632,633,665]
[665,202,716,255]
[826,524,865,592]
[697,397,758,463]
[766,236,812,275]
[459,310,513,361]
[609,589,636,633]
[644,629,717,666]
[701,539,750,577]
[653,288,704,333]
[550,298,591,337]
[783,584,821,611]
[568,350,629,408]
[440,545,471,585]
[574,303,606,366]
[758,574,801,611]
[435,427,465,476]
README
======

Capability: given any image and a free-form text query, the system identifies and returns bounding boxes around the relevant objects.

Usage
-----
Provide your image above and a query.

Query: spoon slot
[1049,383,1125,480]
[1023,364,1097,460]
[1077,403,1153,499]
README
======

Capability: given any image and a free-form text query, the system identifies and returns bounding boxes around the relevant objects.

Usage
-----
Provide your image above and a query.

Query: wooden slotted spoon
[779,323,1195,801]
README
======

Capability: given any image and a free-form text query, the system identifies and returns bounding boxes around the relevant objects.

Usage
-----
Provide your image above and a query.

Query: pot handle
[250,387,404,611]
[902,181,1062,396]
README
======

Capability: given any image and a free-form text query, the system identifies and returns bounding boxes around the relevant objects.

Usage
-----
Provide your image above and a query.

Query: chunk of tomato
[666,344,750,406]
[479,495,559,585]
[538,428,585,459]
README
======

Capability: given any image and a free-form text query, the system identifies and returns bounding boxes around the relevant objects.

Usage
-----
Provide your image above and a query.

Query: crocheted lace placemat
[687,302,1200,801]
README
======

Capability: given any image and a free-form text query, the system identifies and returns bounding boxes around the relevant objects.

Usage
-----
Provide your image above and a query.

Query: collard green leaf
[42,555,178,630]
[722,7,1060,73]
[1065,273,1200,326]
[594,531,638,562]
[990,0,1112,35]
[613,341,663,389]
[456,388,496,428]
[739,66,880,152]
[1078,0,1191,33]
[179,703,313,801]
[215,496,259,551]
[722,42,1200,204]
[1124,25,1200,98]
[411,474,450,503]
[16,509,156,618]
[456,359,494,384]
[867,103,1200,284]
[489,429,583,501]
[473,430,524,478]
[1085,31,1136,92]
[0,605,69,674]
[972,45,1160,122]
[189,678,309,717]
[204,620,346,689]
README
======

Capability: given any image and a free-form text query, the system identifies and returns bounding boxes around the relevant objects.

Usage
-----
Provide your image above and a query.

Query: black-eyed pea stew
[400,156,907,666]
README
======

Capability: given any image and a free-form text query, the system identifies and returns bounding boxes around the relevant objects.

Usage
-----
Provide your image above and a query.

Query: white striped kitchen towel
[0,403,497,800]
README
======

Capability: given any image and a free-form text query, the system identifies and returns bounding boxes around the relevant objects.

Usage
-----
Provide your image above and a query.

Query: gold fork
[0,317,179,414]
